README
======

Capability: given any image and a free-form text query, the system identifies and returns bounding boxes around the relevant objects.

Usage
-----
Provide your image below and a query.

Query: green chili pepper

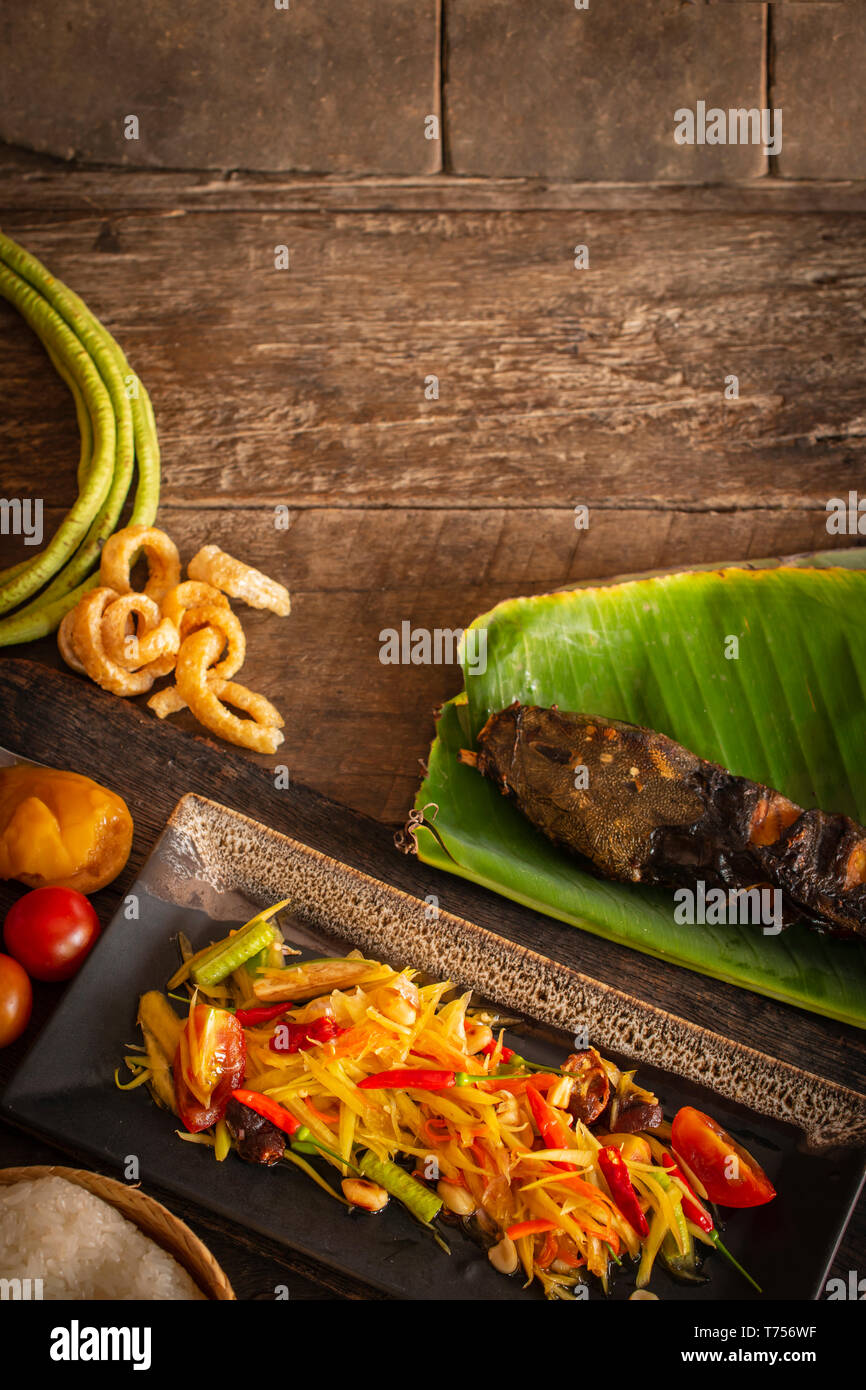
[660,1230,704,1283]
[190,901,289,989]
[358,1151,442,1225]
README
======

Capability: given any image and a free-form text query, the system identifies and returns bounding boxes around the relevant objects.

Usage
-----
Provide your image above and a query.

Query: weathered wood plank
[3,158,866,213]
[1,506,858,824]
[1,209,864,510]
[0,3,441,176]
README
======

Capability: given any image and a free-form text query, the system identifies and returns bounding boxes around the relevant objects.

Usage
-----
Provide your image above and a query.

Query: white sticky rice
[0,1176,205,1300]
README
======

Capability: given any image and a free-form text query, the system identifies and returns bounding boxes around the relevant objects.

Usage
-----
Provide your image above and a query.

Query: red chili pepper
[526,1084,575,1168]
[480,1039,515,1063]
[236,1002,294,1027]
[525,1073,562,1092]
[661,1155,762,1293]
[269,1015,344,1054]
[506,1219,558,1241]
[231,1088,302,1138]
[357,1067,456,1091]
[597,1145,650,1238]
[662,1153,714,1233]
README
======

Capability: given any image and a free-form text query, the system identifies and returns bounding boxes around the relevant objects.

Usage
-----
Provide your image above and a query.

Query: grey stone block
[773,4,866,179]
[445,0,767,180]
[0,1,440,173]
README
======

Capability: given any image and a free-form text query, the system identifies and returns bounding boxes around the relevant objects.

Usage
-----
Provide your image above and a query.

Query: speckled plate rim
[166,793,866,1153]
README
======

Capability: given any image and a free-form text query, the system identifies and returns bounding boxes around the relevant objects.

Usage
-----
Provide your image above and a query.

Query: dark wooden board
[0,2,862,185]
[0,658,863,1295]
[1,508,857,825]
[2,163,864,828]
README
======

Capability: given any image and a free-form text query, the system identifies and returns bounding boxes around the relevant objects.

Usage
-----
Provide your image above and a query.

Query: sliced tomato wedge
[174,1005,245,1133]
[671,1106,776,1209]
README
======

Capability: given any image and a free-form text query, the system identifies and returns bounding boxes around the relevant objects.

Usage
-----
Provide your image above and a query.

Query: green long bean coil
[0,229,161,644]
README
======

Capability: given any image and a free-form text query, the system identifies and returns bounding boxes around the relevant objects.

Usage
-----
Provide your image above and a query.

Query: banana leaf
[414,551,866,1028]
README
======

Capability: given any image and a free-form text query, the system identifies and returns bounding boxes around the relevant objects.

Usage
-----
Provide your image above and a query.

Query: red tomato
[174,1005,246,1133]
[0,953,32,1047]
[671,1106,776,1209]
[3,887,101,983]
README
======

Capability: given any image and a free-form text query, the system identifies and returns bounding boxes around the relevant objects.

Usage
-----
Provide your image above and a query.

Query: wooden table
[1,151,864,1297]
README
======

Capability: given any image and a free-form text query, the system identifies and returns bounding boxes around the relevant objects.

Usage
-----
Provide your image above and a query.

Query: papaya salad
[118,901,777,1299]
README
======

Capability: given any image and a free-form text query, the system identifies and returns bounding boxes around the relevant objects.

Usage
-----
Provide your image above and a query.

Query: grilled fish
[459,703,866,939]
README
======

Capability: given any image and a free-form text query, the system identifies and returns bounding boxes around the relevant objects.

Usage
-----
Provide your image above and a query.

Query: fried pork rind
[63,527,287,750]
[57,607,87,674]
[149,677,284,729]
[160,580,229,631]
[176,601,245,680]
[187,544,291,617]
[175,627,285,753]
[100,593,180,675]
[72,588,159,697]
[147,685,188,719]
[100,524,182,604]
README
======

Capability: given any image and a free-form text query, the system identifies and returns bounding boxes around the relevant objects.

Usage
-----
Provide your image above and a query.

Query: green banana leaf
[415,551,866,1028]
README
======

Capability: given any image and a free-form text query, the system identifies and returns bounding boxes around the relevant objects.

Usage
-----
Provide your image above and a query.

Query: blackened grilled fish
[459,703,866,939]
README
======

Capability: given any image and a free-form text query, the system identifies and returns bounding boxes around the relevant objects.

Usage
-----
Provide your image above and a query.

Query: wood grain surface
[2,207,864,515]
[4,157,866,213]
[1,158,864,1298]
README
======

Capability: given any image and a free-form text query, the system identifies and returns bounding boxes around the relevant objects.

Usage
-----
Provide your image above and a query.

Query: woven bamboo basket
[0,1165,235,1300]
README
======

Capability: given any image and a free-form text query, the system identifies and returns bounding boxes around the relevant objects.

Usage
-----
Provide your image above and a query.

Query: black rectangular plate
[3,795,864,1301]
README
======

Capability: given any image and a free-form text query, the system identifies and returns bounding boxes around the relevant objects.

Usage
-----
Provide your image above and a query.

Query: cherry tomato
[671,1106,776,1209]
[0,953,32,1047]
[3,887,101,982]
[174,1005,245,1133]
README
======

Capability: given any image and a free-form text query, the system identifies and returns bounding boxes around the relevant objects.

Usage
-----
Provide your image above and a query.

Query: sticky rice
[0,1176,205,1300]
